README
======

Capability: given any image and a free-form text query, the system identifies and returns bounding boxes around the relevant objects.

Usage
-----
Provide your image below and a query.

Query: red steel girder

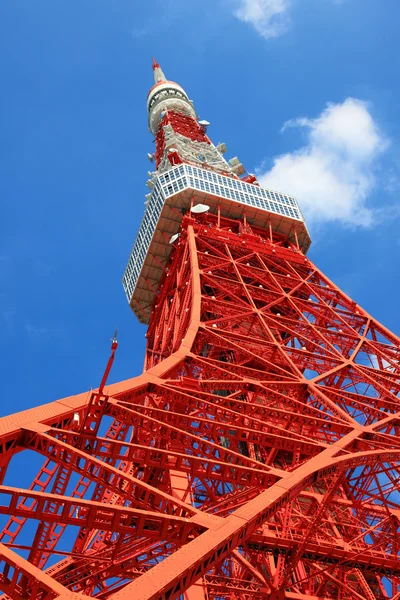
[0,215,400,600]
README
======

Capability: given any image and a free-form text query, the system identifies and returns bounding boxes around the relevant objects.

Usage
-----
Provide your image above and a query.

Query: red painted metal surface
[1,64,400,599]
[1,212,400,599]
[155,110,211,167]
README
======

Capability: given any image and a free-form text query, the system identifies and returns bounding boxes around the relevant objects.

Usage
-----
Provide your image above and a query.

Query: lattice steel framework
[0,61,399,600]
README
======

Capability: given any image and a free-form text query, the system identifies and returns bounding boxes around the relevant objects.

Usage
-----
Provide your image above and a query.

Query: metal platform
[123,163,311,323]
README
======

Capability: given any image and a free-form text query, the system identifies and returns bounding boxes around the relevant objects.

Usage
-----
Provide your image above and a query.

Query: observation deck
[123,164,311,323]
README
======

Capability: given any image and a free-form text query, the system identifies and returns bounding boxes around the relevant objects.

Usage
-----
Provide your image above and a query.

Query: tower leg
[1,215,400,599]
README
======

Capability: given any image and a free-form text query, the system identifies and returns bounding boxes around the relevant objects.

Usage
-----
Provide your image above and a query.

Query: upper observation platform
[123,163,310,323]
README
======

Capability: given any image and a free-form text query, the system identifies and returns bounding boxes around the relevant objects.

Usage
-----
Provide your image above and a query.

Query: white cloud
[257,98,388,227]
[234,0,346,39]
[132,27,151,39]
[234,0,291,39]
[25,322,48,337]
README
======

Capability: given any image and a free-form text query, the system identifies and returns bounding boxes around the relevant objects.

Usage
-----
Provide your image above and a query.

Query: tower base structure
[0,211,399,600]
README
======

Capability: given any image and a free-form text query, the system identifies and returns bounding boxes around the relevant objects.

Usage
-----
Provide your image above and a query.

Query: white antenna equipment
[191,204,210,214]
[169,233,180,244]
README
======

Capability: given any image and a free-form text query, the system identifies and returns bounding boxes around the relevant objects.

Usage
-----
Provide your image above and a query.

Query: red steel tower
[0,60,400,600]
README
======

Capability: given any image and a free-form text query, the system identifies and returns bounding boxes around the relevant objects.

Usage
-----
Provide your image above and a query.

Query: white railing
[123,164,304,302]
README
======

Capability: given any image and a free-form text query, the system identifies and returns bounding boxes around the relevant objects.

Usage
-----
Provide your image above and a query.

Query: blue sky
[1,0,399,416]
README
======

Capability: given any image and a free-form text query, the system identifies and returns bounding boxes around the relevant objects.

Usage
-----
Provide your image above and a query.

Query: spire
[152,57,166,84]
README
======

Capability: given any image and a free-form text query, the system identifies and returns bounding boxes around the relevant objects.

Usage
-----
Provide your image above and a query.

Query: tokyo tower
[1,58,400,600]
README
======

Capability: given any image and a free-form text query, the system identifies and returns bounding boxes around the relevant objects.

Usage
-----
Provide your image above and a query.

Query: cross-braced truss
[1,212,400,600]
